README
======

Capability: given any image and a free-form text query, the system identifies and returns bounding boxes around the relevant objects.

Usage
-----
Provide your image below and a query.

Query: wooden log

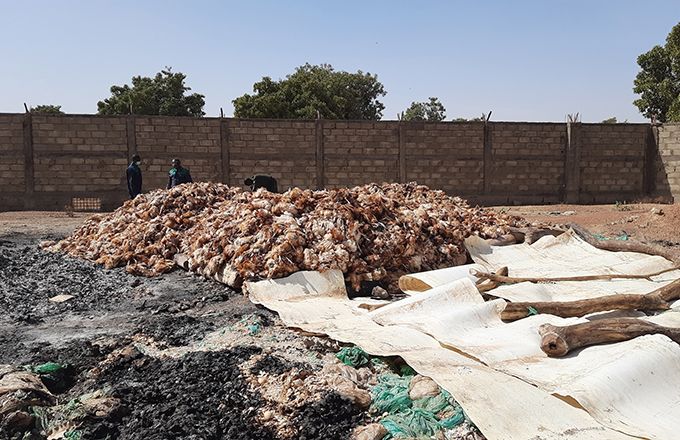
[569,223,679,264]
[486,234,517,247]
[650,278,680,302]
[501,278,680,321]
[501,294,669,321]
[508,226,565,245]
[539,318,680,357]
[475,266,508,292]
[472,266,678,285]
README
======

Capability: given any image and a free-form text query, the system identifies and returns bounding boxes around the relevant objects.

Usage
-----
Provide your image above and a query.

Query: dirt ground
[0,212,483,440]
[1,204,677,440]
[497,202,680,259]
[0,214,366,439]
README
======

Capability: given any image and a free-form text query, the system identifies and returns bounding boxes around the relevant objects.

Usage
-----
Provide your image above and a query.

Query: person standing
[167,158,193,189]
[126,154,143,199]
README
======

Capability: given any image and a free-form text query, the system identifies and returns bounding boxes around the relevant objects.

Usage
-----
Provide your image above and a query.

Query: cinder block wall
[403,122,484,196]
[135,116,222,190]
[228,119,317,190]
[32,115,128,197]
[656,124,680,199]
[0,114,25,210]
[488,123,565,204]
[323,121,399,188]
[579,124,649,203]
[0,113,674,211]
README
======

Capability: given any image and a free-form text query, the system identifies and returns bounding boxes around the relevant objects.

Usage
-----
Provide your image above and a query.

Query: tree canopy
[452,113,487,122]
[601,117,617,124]
[402,97,446,122]
[30,105,64,114]
[97,68,205,117]
[633,22,680,122]
[232,64,386,120]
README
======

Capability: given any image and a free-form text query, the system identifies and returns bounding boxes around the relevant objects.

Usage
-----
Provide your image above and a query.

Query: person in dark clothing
[244,175,278,193]
[167,158,193,189]
[126,154,143,199]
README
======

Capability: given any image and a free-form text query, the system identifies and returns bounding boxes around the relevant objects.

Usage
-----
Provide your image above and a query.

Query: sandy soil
[495,203,680,257]
[0,211,91,237]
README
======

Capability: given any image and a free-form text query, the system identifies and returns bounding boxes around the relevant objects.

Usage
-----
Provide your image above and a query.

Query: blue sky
[1,1,678,122]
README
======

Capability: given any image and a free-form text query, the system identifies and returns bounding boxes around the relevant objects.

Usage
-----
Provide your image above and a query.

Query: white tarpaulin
[245,231,680,439]
[465,230,680,303]
[246,271,632,440]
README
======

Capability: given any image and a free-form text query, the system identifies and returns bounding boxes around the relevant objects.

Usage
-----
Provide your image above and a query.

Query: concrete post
[643,125,658,195]
[398,122,406,183]
[22,113,35,209]
[220,118,231,185]
[126,115,137,160]
[482,121,493,194]
[564,121,581,203]
[315,119,325,189]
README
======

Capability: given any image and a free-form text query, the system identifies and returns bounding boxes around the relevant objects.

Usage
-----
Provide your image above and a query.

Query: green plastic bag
[247,323,261,335]
[33,362,63,374]
[336,346,370,368]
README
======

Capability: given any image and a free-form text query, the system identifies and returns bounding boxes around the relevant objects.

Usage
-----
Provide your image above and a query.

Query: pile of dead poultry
[47,182,518,291]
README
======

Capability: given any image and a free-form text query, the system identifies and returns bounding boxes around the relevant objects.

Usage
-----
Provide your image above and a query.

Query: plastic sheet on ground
[383,230,680,439]
[465,229,680,302]
[246,271,632,440]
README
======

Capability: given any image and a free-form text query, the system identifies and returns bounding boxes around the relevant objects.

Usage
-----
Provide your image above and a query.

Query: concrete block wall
[1,112,675,211]
[228,119,317,190]
[656,124,680,199]
[135,116,222,189]
[403,122,484,195]
[323,121,399,188]
[31,115,128,209]
[489,123,565,204]
[0,114,25,210]
[579,124,648,202]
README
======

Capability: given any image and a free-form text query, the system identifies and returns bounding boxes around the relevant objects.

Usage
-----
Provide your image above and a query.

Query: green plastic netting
[371,374,464,439]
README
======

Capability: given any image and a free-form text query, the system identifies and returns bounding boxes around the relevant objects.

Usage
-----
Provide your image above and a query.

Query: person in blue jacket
[167,158,193,189]
[126,154,143,199]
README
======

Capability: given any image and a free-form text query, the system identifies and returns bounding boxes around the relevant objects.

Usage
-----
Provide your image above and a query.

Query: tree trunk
[539,318,680,357]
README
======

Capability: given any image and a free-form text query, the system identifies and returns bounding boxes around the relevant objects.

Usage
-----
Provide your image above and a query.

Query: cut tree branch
[569,223,679,264]
[501,278,680,321]
[539,318,680,357]
[472,266,678,285]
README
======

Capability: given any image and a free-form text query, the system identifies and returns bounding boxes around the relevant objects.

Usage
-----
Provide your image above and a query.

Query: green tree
[30,105,64,114]
[233,63,386,119]
[601,117,617,124]
[402,97,446,121]
[633,22,680,122]
[452,113,486,122]
[97,68,205,117]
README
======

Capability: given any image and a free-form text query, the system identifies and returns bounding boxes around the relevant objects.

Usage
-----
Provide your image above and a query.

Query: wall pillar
[126,115,137,160]
[398,122,406,182]
[643,124,658,195]
[564,121,581,203]
[482,121,493,194]
[220,118,231,185]
[22,113,35,209]
[315,119,325,189]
